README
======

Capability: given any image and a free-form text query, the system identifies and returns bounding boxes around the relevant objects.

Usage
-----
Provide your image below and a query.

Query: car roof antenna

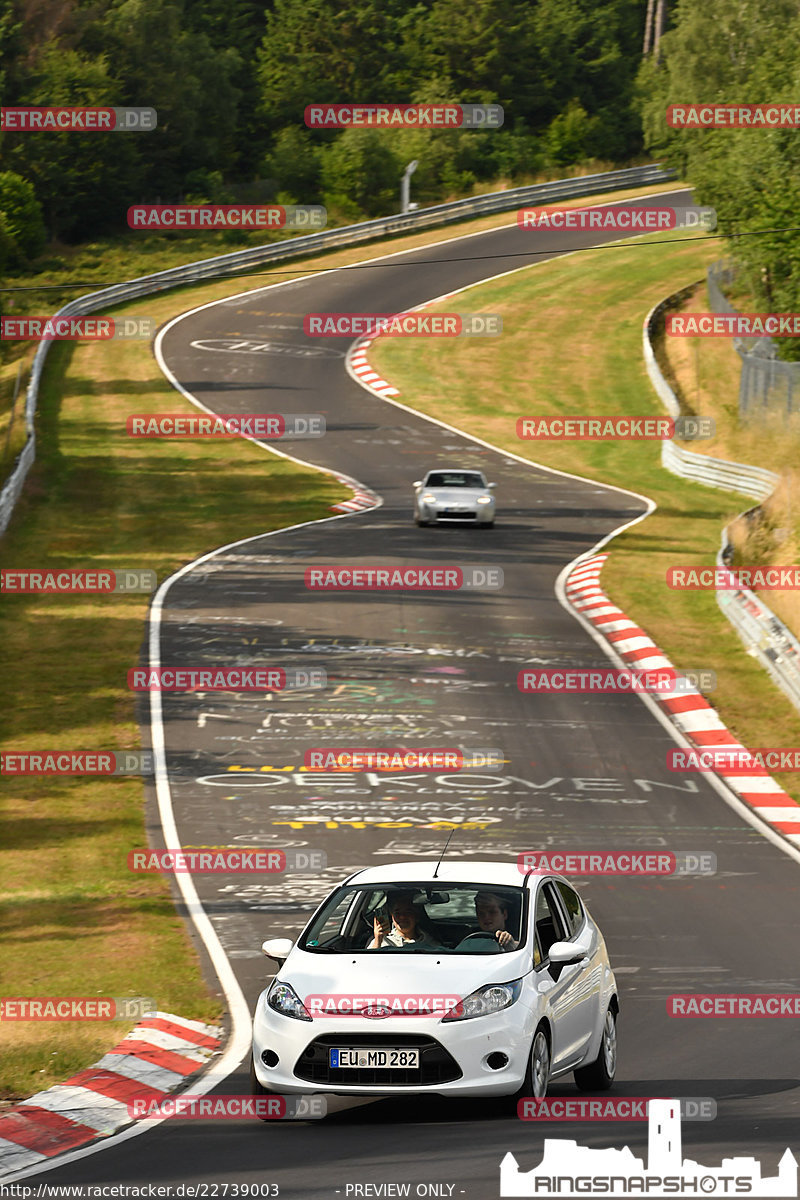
[432,829,455,878]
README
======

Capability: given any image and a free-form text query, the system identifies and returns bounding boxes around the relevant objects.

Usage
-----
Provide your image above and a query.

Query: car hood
[423,488,488,503]
[278,947,527,1009]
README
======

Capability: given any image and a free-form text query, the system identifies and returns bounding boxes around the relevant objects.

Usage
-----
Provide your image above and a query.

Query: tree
[638,0,800,359]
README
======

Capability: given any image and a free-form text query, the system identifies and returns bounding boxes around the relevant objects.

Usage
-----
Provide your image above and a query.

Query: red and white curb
[348,338,399,397]
[565,554,800,848]
[0,1013,222,1178]
[329,470,380,514]
[347,287,466,402]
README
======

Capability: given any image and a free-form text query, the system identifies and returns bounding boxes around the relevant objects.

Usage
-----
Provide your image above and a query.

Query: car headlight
[421,493,438,504]
[477,496,494,504]
[266,979,312,1022]
[441,979,523,1022]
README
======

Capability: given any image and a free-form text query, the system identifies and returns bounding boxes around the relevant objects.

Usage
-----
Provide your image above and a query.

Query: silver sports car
[413,468,496,527]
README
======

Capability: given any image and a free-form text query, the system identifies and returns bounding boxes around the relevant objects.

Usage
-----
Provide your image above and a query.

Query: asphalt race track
[34,192,800,1195]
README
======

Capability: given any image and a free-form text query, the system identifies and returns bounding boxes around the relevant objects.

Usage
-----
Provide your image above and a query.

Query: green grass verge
[369,229,800,804]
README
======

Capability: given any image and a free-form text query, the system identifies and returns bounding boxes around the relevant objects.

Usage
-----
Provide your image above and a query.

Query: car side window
[555,882,584,938]
[534,882,569,962]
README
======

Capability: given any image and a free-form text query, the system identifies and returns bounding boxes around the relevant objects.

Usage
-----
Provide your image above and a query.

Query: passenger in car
[474,891,519,951]
[367,892,443,949]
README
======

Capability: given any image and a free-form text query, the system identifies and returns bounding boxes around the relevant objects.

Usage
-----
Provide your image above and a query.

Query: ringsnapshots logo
[667,103,800,128]
[667,313,800,337]
[127,848,326,873]
[127,205,326,230]
[516,205,716,232]
[667,747,800,773]
[304,313,501,337]
[302,748,504,771]
[518,1097,717,1122]
[126,414,325,439]
[1,569,156,594]
[516,416,715,441]
[304,103,503,129]
[127,667,326,692]
[499,1098,797,1198]
[0,996,155,1020]
[1,750,153,776]
[1,316,155,340]
[0,106,156,131]
[517,668,717,694]
[667,566,800,590]
[127,1095,326,1120]
[305,565,503,591]
[517,851,716,877]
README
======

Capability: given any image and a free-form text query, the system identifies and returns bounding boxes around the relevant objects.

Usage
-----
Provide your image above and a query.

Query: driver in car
[367,892,442,949]
[474,891,519,951]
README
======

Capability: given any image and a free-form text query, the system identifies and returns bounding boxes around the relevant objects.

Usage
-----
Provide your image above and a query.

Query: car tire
[250,1053,276,1120]
[513,1023,551,1104]
[415,517,429,527]
[573,1006,617,1092]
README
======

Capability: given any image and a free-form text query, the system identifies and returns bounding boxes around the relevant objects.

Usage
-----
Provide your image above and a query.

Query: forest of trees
[639,0,800,359]
[1,0,798,348]
[0,0,647,257]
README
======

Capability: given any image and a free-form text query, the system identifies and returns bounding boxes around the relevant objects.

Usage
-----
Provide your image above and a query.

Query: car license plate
[329,1048,420,1069]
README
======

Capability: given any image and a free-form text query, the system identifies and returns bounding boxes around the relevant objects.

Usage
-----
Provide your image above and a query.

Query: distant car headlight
[441,980,523,1022]
[266,980,312,1022]
[477,496,494,504]
[421,492,438,504]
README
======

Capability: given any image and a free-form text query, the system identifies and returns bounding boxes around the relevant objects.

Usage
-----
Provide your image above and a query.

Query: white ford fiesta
[250,861,618,1102]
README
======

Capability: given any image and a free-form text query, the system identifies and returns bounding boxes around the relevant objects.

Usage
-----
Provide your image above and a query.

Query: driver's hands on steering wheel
[495,930,516,949]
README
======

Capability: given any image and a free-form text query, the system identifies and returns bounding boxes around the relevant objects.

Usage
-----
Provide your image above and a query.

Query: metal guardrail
[660,439,777,500]
[644,292,800,717]
[0,163,677,536]
[715,526,800,714]
[643,297,780,500]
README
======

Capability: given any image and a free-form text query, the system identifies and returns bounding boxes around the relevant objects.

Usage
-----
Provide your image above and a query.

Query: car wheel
[415,517,429,526]
[514,1023,550,1102]
[250,1053,275,1120]
[574,1006,617,1092]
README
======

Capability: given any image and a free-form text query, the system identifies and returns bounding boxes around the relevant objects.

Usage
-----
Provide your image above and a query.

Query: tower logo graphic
[500,1099,797,1197]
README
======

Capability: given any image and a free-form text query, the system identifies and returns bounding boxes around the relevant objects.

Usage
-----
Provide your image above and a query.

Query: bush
[0,171,46,264]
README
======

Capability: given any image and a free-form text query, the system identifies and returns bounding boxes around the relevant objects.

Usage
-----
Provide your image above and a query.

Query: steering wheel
[457,931,500,944]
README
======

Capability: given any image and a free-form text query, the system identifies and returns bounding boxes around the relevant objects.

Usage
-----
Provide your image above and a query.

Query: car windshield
[425,472,485,489]
[299,882,527,954]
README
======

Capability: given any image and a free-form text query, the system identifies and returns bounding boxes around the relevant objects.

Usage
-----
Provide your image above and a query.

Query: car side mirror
[412,480,422,487]
[548,941,587,966]
[262,938,294,964]
[488,482,496,489]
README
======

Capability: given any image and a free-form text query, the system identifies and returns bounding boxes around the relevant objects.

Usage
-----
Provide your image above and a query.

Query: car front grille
[437,511,477,520]
[294,1033,462,1086]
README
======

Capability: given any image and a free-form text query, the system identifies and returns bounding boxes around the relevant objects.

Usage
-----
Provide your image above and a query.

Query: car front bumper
[417,503,495,525]
[252,999,535,1097]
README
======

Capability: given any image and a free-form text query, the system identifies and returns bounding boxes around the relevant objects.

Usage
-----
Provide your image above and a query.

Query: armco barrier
[643,291,779,501]
[715,525,800,715]
[0,163,676,537]
[660,439,777,501]
[644,293,800,717]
